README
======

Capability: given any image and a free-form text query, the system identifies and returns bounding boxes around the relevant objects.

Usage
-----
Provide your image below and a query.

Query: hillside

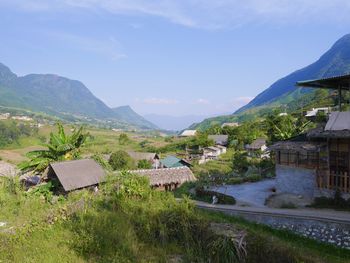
[0,63,157,130]
[193,33,350,130]
[112,106,158,129]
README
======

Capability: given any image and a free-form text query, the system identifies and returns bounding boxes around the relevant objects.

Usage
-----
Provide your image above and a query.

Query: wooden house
[127,151,160,169]
[271,74,350,199]
[245,138,268,158]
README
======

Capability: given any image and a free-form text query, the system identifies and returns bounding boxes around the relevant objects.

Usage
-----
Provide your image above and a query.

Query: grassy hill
[0,63,157,130]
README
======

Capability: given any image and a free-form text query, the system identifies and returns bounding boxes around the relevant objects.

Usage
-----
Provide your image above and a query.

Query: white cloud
[3,0,350,29]
[136,97,179,105]
[47,31,126,60]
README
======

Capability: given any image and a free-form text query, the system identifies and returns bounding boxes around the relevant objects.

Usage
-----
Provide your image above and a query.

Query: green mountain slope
[0,63,157,130]
[112,106,158,129]
[193,33,350,130]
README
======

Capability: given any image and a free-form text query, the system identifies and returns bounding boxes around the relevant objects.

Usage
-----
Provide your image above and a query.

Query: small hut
[47,159,105,192]
[130,167,196,191]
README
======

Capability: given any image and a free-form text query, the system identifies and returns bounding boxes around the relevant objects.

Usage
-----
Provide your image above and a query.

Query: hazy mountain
[144,114,210,131]
[193,33,350,129]
[0,63,157,129]
[112,106,158,130]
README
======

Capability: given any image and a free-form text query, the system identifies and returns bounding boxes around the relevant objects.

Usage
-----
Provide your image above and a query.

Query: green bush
[137,159,152,169]
[109,151,135,170]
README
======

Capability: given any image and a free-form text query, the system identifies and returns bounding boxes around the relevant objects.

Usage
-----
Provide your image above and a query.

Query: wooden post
[338,85,342,111]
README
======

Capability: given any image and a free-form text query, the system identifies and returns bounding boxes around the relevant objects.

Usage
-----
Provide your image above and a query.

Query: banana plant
[19,123,88,172]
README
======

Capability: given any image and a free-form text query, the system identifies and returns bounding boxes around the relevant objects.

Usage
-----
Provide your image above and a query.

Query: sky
[0,1,350,117]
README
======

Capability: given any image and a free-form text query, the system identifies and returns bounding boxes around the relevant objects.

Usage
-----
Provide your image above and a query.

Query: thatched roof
[126,151,159,161]
[48,159,105,191]
[130,167,196,186]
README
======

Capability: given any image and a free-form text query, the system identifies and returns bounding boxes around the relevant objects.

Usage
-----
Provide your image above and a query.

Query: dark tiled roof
[49,159,105,191]
[246,138,266,150]
[130,167,196,186]
[208,135,229,145]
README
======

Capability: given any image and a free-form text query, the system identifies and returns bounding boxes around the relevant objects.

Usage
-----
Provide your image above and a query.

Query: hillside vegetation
[194,34,350,130]
[0,63,157,130]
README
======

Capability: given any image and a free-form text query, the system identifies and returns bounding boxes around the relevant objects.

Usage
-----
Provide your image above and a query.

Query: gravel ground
[210,179,276,207]
[0,161,18,177]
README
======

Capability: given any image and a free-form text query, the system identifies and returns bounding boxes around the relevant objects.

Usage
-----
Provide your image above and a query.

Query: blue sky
[0,1,350,116]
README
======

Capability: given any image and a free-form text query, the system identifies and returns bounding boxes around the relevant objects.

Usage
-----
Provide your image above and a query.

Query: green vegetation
[108,150,135,170]
[137,159,152,169]
[1,174,349,263]
[0,120,37,147]
[118,133,129,145]
[18,122,88,172]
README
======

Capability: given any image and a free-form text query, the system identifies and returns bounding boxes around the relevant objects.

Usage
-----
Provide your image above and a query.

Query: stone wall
[216,209,350,249]
[276,165,317,198]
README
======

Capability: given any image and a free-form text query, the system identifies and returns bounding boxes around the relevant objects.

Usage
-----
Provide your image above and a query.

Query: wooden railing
[317,170,350,193]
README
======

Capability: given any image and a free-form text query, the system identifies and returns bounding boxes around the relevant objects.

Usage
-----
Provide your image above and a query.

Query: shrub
[118,133,129,145]
[109,151,134,170]
[137,159,152,169]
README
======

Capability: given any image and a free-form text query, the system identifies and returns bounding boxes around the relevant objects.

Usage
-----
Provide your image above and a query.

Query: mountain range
[143,114,211,131]
[0,63,157,130]
[194,33,350,129]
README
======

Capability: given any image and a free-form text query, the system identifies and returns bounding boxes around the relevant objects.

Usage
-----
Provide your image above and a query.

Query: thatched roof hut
[130,167,196,188]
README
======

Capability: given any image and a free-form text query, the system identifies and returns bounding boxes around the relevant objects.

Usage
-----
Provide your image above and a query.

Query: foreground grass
[200,210,350,263]
[1,175,350,263]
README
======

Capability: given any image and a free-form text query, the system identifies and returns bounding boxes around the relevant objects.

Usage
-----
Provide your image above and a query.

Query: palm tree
[19,123,88,172]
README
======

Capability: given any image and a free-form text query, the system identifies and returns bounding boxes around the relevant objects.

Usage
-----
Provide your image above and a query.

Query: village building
[161,155,192,168]
[11,116,33,121]
[208,135,229,146]
[179,129,197,137]
[271,74,350,199]
[245,138,268,158]
[127,151,160,169]
[203,146,222,159]
[0,113,10,120]
[305,107,331,119]
[221,122,239,128]
[130,166,196,191]
[47,159,105,192]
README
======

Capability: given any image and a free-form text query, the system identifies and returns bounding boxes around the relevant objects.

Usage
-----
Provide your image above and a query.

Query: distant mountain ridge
[0,63,157,130]
[144,114,210,131]
[236,33,350,113]
[193,33,350,129]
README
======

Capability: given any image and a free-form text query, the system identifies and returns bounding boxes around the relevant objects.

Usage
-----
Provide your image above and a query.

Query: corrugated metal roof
[130,167,196,186]
[325,111,350,131]
[180,130,197,137]
[296,73,350,90]
[49,159,105,191]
